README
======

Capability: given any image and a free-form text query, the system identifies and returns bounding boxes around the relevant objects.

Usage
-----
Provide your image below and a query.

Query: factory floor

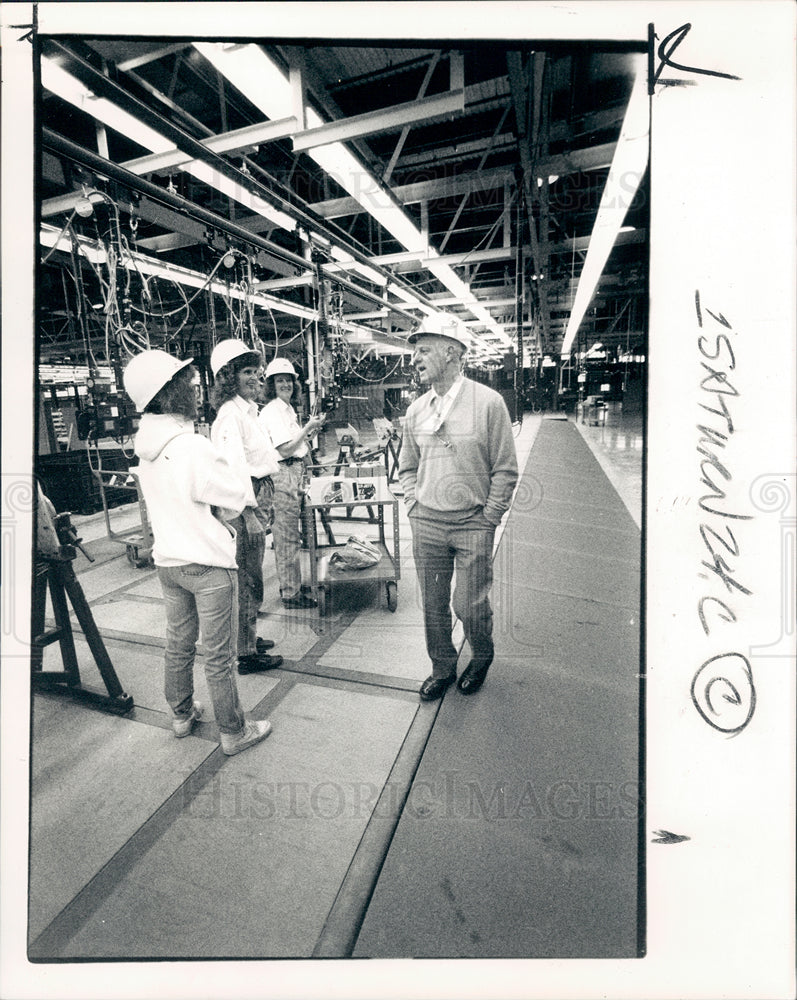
[27,404,643,961]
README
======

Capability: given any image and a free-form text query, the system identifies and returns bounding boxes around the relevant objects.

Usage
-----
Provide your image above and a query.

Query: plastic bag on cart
[329,536,382,571]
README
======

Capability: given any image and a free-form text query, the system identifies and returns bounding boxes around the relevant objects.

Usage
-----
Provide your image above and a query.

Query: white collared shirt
[427,373,465,432]
[211,395,281,505]
[259,397,308,458]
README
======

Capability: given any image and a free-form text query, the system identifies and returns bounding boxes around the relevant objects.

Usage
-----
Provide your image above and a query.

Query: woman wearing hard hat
[209,339,284,672]
[122,349,271,756]
[259,357,326,609]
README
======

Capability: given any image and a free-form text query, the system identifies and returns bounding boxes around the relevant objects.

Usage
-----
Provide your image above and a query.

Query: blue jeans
[230,515,267,658]
[409,509,496,678]
[158,564,245,736]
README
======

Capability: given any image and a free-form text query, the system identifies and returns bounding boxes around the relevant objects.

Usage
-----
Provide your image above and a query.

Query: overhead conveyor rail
[40,38,439,318]
[40,128,424,335]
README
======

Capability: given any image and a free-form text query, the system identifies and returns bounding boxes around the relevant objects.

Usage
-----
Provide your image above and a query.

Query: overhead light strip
[560,58,649,356]
[193,42,510,353]
[42,51,435,320]
[41,58,298,233]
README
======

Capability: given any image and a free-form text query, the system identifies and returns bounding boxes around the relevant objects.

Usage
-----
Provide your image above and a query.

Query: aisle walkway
[354,417,642,957]
[27,411,641,960]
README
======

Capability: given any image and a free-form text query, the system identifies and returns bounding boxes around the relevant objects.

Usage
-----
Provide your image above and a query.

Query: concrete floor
[27,406,642,960]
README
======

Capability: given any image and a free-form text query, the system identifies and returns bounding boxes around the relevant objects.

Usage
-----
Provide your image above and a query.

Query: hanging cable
[40,208,78,265]
[67,225,100,371]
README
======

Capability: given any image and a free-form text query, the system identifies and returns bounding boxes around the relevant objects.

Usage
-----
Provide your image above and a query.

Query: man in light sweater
[124,349,272,756]
[399,317,518,701]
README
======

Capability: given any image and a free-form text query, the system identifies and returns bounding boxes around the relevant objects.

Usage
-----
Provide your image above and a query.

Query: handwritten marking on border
[691,652,756,736]
[650,22,742,92]
[652,830,691,845]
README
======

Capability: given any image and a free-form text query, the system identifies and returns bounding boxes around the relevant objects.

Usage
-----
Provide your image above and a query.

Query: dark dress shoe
[238,652,284,674]
[457,655,493,695]
[282,594,318,609]
[419,674,456,702]
[256,637,276,654]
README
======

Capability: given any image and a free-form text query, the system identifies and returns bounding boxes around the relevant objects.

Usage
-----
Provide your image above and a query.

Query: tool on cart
[302,475,401,616]
[31,487,134,715]
[329,536,382,571]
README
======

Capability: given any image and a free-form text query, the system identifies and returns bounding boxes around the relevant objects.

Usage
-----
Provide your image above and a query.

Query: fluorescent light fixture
[328,246,388,287]
[560,57,649,357]
[388,283,433,315]
[343,309,389,321]
[42,60,173,153]
[194,42,512,350]
[41,57,296,232]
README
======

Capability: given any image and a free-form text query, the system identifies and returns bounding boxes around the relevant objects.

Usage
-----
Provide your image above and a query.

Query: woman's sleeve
[210,410,257,506]
[191,436,249,513]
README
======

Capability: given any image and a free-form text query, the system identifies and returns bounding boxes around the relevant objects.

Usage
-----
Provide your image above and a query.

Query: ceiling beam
[116,43,189,73]
[392,133,518,170]
[120,117,298,177]
[383,51,440,184]
[196,41,510,350]
[309,165,513,219]
[291,88,466,153]
[307,142,615,221]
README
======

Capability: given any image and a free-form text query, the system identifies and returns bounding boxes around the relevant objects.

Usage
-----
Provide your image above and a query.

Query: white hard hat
[210,339,262,378]
[407,314,470,351]
[123,350,194,411]
[265,357,298,379]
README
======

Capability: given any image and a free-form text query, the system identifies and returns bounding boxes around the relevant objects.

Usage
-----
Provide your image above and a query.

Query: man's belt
[279,456,304,465]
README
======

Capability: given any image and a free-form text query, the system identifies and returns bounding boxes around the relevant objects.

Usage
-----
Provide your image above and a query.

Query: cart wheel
[386,581,397,612]
[318,586,329,617]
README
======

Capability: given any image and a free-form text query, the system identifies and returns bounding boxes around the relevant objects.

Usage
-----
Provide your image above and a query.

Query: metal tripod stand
[31,509,133,715]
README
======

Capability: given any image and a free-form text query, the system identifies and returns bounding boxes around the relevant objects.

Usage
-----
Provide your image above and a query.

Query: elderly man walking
[399,317,518,701]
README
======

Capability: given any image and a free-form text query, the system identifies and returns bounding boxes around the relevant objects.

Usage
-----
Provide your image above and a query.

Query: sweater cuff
[482,505,504,526]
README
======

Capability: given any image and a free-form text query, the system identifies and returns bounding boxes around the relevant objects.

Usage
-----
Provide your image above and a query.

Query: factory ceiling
[38,36,649,369]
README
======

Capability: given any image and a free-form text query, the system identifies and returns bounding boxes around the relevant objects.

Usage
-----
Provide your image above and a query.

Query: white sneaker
[220,719,272,756]
[172,700,203,738]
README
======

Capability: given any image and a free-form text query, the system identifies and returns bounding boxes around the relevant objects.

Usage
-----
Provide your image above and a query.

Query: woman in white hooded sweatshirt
[123,349,271,756]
